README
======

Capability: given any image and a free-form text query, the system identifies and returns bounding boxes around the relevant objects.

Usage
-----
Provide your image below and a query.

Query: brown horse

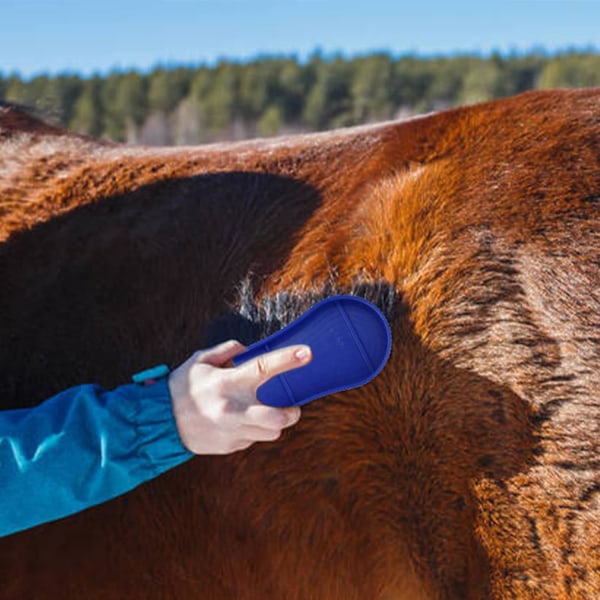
[0,89,599,599]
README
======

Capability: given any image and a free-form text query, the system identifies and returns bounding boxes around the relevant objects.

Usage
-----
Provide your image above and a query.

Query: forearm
[0,380,192,537]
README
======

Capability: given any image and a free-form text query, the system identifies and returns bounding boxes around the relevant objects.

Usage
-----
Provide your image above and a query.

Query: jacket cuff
[116,380,193,477]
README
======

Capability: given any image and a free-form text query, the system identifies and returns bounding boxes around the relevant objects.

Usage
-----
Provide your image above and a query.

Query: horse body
[0,89,599,599]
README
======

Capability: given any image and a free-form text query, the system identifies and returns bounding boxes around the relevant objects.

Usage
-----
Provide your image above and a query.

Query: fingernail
[295,346,311,361]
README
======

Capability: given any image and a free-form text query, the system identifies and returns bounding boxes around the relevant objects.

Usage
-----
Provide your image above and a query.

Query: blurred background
[1,0,599,145]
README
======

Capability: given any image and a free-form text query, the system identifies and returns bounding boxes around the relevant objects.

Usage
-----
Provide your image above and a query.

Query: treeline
[1,51,599,145]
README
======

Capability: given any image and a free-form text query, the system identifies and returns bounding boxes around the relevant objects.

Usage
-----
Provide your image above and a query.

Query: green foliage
[148,67,192,113]
[257,104,283,136]
[392,56,435,110]
[3,74,82,124]
[196,61,241,137]
[116,71,148,127]
[459,56,504,104]
[45,75,83,124]
[351,54,394,122]
[1,50,598,145]
[303,55,353,129]
[4,75,27,105]
[100,73,127,141]
[537,53,600,88]
[70,76,103,136]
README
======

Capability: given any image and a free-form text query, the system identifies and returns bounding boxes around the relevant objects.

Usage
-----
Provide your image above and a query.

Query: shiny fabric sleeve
[0,379,193,537]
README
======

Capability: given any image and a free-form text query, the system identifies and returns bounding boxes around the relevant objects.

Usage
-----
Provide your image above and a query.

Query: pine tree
[70,77,103,136]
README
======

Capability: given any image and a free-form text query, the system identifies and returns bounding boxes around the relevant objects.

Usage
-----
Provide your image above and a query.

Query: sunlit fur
[0,89,599,599]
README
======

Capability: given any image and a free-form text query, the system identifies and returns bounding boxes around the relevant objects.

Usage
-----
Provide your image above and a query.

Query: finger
[196,340,247,367]
[232,345,312,389]
[243,404,301,430]
[221,439,255,454]
[239,425,286,443]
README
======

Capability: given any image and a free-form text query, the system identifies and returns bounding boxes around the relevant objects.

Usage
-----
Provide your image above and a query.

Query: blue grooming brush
[232,295,392,407]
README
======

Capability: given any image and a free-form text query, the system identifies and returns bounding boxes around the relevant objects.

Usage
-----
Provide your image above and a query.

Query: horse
[0,88,599,599]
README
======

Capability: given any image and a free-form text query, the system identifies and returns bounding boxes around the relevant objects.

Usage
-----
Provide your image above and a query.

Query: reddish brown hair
[1,89,599,599]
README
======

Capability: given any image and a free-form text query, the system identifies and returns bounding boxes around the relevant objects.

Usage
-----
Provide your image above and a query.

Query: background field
[2,0,599,144]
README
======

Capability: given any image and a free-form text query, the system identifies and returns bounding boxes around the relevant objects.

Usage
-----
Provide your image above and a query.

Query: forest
[1,50,599,145]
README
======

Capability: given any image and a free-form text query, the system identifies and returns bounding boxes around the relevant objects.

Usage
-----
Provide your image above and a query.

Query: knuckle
[215,377,230,399]
[253,425,282,442]
[205,397,228,424]
[231,439,252,453]
[266,429,283,441]
[225,441,239,453]
[255,356,269,379]
[191,349,205,364]
[223,339,240,353]
[282,413,299,428]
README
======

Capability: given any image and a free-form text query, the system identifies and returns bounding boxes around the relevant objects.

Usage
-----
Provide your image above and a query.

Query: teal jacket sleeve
[0,379,194,537]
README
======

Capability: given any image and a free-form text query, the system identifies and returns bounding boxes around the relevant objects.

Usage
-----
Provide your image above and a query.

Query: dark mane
[0,100,63,137]
[207,280,402,347]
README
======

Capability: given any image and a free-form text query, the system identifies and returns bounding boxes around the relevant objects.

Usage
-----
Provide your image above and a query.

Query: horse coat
[0,89,599,599]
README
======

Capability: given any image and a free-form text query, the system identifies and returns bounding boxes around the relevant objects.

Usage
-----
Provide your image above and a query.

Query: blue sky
[2,0,599,78]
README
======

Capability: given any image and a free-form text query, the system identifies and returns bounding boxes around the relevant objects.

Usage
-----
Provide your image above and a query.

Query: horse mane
[206,279,402,347]
[0,101,64,137]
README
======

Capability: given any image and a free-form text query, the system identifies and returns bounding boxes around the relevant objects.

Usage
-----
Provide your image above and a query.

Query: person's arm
[0,378,191,537]
[0,340,311,538]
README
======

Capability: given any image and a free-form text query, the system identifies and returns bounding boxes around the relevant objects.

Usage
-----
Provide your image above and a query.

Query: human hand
[168,340,312,454]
